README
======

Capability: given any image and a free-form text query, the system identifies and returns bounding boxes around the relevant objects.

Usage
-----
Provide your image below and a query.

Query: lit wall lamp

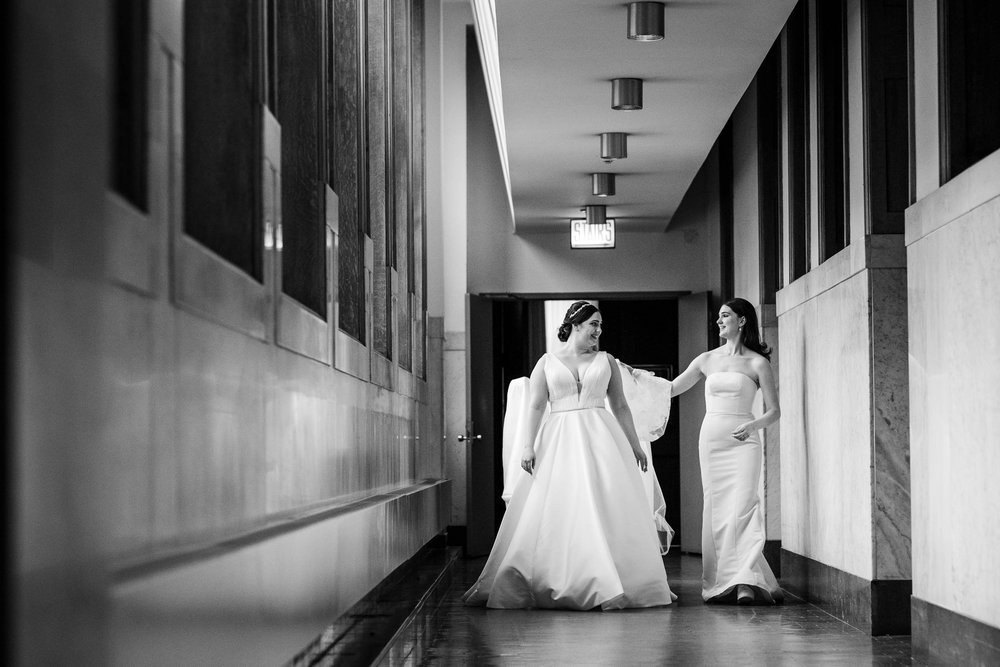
[585,204,607,225]
[600,132,628,161]
[592,173,616,197]
[611,78,643,110]
[627,2,665,41]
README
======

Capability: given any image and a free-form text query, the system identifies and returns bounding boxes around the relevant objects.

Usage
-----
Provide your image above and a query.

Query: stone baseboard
[781,549,910,635]
[912,596,1000,665]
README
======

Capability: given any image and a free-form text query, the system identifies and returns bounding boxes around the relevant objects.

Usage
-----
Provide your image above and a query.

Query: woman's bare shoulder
[696,348,724,367]
[531,354,549,374]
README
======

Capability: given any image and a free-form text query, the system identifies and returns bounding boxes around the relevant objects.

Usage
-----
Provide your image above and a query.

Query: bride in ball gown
[670,297,783,604]
[463,301,676,610]
[501,359,675,553]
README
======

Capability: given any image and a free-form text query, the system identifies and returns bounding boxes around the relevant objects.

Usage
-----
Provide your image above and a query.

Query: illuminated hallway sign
[570,219,616,249]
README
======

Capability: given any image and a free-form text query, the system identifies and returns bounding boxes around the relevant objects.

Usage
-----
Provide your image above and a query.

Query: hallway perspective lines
[420,554,919,665]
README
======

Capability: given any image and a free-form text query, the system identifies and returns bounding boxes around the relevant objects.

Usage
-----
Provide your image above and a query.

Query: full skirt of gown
[501,362,675,553]
[700,372,782,603]
[464,352,675,610]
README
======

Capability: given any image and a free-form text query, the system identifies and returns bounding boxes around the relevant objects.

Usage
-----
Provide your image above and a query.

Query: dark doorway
[467,297,545,555]
[490,300,546,530]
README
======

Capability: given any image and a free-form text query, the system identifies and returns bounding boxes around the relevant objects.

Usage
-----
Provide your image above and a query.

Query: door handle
[457,434,482,442]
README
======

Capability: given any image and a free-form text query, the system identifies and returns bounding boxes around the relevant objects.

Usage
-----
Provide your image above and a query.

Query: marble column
[868,259,911,582]
[777,235,910,635]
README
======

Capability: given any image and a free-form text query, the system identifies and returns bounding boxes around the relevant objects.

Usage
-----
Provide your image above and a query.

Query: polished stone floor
[291,547,460,666]
[419,553,921,666]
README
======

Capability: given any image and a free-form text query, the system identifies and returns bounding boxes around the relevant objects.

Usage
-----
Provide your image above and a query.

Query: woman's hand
[732,421,755,442]
[633,446,648,472]
[521,447,535,474]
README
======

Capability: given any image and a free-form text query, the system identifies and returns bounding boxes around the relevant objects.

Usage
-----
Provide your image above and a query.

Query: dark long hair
[556,301,599,342]
[725,297,771,361]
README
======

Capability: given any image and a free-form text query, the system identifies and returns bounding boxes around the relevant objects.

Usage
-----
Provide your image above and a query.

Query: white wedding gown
[463,352,676,610]
[700,372,782,602]
[501,361,674,553]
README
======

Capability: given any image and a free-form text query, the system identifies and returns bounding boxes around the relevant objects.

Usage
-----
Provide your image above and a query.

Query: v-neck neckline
[550,351,600,384]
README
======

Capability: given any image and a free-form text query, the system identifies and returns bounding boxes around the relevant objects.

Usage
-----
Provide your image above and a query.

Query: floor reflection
[422,553,919,666]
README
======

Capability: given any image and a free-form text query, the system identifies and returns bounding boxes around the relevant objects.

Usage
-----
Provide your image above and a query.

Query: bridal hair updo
[557,301,600,342]
[724,297,771,361]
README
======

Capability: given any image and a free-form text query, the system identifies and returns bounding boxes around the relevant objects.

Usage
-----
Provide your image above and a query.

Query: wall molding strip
[112,479,449,583]
[110,480,451,665]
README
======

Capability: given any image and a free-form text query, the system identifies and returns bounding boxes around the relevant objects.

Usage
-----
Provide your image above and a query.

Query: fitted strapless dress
[463,351,676,610]
[699,372,782,602]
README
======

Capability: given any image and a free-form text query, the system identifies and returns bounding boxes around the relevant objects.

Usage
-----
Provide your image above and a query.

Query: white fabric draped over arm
[616,361,674,553]
[619,363,673,441]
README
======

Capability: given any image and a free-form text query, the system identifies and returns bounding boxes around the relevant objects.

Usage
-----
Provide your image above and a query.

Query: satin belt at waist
[550,404,605,414]
[704,410,753,417]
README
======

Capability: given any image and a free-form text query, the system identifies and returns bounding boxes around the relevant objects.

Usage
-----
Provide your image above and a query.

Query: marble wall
[777,251,874,580]
[11,0,448,663]
[869,264,911,580]
[907,149,1000,629]
[777,236,910,584]
[17,139,447,667]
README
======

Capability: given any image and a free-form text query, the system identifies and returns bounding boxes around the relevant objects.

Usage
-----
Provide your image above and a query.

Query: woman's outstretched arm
[670,352,707,397]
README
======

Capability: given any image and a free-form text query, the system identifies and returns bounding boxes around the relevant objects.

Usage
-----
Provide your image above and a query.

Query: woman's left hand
[732,422,755,442]
[633,447,648,472]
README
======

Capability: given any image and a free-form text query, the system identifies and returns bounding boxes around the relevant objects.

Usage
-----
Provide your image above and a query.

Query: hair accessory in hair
[565,302,590,322]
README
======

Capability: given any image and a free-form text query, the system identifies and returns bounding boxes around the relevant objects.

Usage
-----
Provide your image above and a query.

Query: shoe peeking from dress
[736,584,754,605]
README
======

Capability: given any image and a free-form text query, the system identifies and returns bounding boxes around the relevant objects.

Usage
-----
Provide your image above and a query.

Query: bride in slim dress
[670,298,783,604]
[463,301,676,610]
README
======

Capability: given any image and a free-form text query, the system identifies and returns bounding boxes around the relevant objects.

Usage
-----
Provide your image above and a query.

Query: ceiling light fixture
[584,204,608,226]
[627,2,665,41]
[611,78,643,110]
[600,132,628,161]
[592,173,616,197]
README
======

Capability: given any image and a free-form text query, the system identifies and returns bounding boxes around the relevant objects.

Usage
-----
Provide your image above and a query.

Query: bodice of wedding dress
[501,358,674,552]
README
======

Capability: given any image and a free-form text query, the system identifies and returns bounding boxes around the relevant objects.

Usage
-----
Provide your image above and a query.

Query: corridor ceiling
[494,0,797,232]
